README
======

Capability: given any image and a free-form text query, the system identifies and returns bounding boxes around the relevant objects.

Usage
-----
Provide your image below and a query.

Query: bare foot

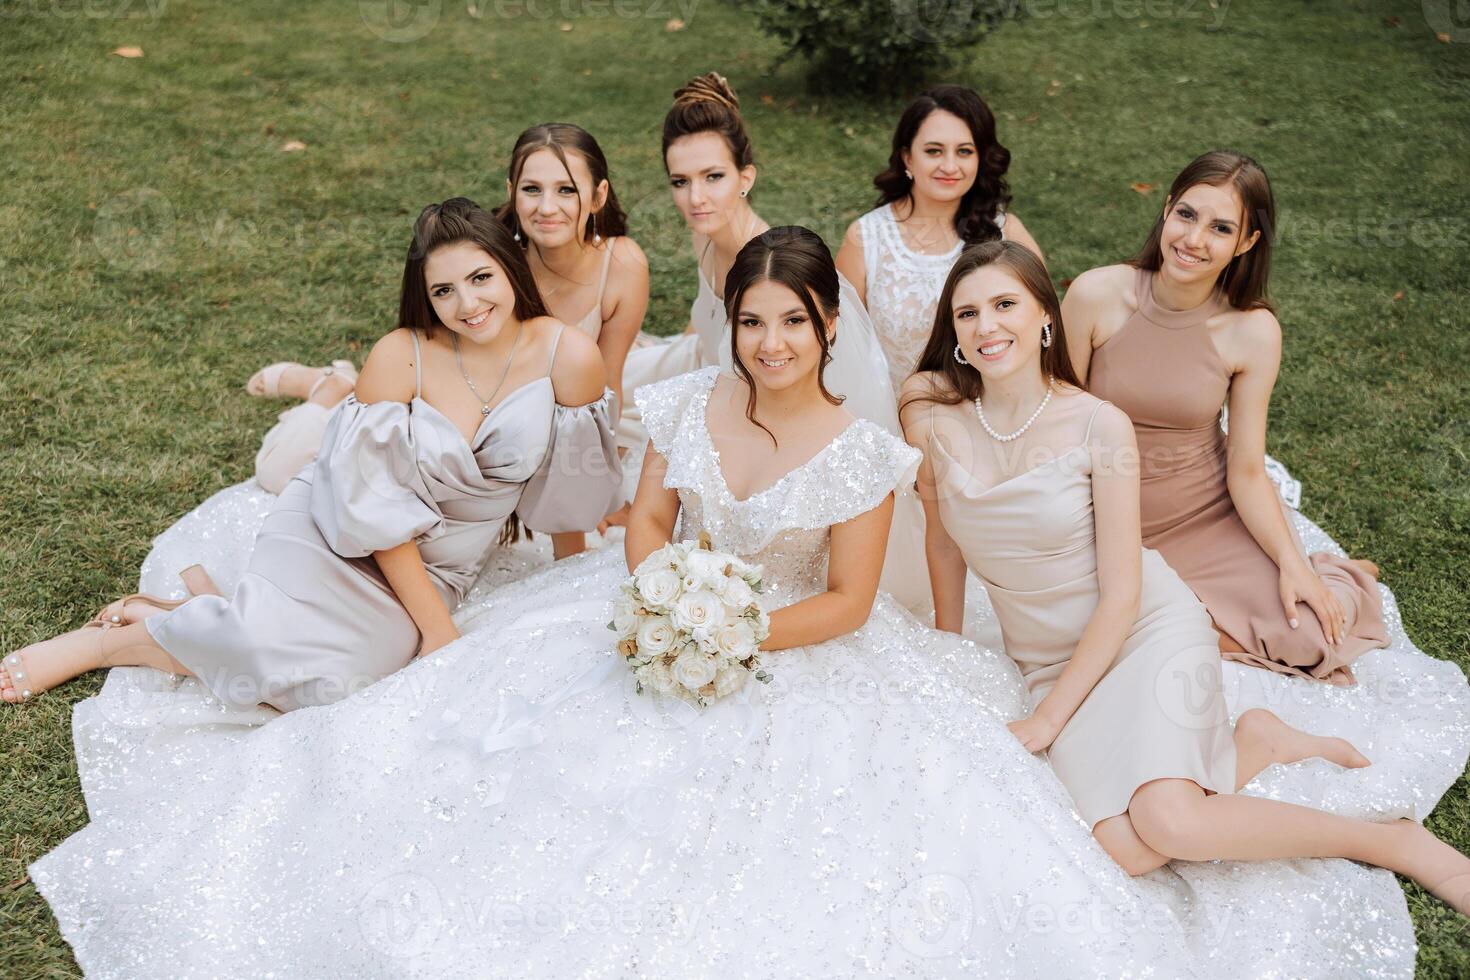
[1,629,105,703]
[1236,707,1371,770]
[93,594,182,627]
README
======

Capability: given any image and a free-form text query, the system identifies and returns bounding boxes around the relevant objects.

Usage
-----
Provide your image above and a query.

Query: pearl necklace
[974,377,1054,442]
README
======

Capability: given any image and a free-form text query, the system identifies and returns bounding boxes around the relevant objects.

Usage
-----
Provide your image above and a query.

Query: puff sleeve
[516,388,623,534]
[309,396,445,557]
[634,365,718,458]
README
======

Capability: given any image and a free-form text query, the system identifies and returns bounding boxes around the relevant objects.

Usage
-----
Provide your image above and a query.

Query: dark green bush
[738,0,1014,93]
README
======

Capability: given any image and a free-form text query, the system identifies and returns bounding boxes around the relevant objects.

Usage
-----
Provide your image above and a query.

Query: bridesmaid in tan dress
[899,241,1470,911]
[1066,150,1386,684]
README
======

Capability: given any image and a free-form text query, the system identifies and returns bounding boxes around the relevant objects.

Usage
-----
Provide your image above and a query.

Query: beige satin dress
[928,397,1237,826]
[150,327,622,712]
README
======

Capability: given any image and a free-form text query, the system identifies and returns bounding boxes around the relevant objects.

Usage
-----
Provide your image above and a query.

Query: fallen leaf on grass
[1023,112,1040,123]
[112,46,144,58]
[1436,32,1452,43]
[1392,290,1405,301]
[1046,79,1061,96]
[281,140,307,152]
[761,94,774,105]
[1130,181,1156,194]
[559,21,573,31]
[1384,15,1400,28]
[665,18,685,31]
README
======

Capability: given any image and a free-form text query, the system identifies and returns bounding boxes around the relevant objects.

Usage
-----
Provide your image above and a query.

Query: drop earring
[591,213,601,245]
[904,169,912,180]
[513,221,521,243]
[953,343,969,366]
[1041,322,1053,349]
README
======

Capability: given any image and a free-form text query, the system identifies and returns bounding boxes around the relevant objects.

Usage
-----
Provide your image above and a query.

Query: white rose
[611,595,639,638]
[672,590,726,633]
[642,659,678,695]
[636,616,677,656]
[636,568,681,609]
[723,576,754,610]
[713,664,747,699]
[672,648,718,692]
[714,620,757,660]
[685,550,728,588]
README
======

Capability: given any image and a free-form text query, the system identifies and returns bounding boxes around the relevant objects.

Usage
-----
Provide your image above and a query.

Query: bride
[29,227,1458,978]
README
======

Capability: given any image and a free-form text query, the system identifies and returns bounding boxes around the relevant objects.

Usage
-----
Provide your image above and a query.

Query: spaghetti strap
[594,237,616,302]
[1083,399,1109,443]
[546,324,566,374]
[409,329,423,399]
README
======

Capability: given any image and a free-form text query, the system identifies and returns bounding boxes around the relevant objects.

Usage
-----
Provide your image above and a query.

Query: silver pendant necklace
[452,322,525,416]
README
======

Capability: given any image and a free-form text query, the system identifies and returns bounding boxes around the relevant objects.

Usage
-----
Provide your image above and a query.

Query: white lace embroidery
[859,202,1006,392]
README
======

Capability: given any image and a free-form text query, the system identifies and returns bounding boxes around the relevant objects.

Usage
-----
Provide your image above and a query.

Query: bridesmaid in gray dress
[2,198,622,712]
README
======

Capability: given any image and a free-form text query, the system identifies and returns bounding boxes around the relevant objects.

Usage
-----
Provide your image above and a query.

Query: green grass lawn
[2,0,1467,974]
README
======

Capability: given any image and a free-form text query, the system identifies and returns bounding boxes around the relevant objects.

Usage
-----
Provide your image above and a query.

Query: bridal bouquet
[611,531,771,706]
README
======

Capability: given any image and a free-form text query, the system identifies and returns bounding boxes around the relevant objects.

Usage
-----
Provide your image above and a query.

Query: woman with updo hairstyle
[615,73,903,539]
[618,71,770,395]
[837,84,1044,394]
[1065,149,1387,684]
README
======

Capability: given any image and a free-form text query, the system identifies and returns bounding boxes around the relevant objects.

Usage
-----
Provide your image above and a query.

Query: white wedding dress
[31,366,1469,979]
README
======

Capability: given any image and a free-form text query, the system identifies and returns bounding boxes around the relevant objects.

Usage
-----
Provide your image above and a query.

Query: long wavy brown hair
[900,240,1083,412]
[872,85,1011,245]
[1131,149,1275,312]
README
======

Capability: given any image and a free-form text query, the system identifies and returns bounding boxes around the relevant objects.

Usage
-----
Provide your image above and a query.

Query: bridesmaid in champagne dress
[2,199,622,711]
[901,240,1470,913]
[1068,151,1386,683]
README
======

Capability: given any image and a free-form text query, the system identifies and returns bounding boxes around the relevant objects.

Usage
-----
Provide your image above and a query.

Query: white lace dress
[30,367,1466,979]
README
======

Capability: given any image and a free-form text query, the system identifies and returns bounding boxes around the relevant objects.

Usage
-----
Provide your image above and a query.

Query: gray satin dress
[148,326,621,712]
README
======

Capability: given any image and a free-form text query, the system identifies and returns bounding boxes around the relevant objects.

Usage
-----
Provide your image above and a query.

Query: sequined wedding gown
[31,367,1467,979]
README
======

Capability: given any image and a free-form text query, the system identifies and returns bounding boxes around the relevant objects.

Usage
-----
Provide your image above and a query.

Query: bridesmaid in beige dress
[249,123,648,557]
[2,199,622,711]
[899,240,1470,911]
[1066,150,1386,684]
